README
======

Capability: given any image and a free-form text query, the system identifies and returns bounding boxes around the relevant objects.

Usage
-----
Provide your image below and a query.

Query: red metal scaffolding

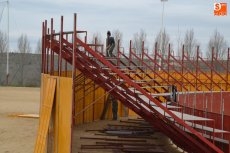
[41,14,230,153]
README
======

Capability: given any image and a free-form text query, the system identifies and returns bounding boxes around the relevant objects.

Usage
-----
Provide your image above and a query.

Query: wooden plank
[56,77,72,153]
[75,87,84,124]
[34,77,56,153]
[17,114,39,118]
[94,89,106,120]
[39,74,49,116]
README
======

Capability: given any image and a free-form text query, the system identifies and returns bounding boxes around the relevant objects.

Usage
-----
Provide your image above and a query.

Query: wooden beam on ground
[80,136,147,142]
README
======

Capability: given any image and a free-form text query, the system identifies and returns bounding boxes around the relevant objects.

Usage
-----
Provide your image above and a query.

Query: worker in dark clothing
[100,94,118,120]
[106,31,115,57]
[171,85,177,102]
[109,94,118,120]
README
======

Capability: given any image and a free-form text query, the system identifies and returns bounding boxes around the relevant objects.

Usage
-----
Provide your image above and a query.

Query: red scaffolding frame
[41,14,230,153]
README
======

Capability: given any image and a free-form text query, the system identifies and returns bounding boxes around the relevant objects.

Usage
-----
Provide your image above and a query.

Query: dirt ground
[0,87,183,153]
[0,87,40,153]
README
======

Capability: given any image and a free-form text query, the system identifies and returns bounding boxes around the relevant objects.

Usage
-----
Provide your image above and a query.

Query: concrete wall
[0,53,41,87]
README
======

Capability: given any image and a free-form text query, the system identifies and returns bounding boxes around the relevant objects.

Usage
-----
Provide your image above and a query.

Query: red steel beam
[58,16,63,76]
[42,21,45,73]
[71,13,77,153]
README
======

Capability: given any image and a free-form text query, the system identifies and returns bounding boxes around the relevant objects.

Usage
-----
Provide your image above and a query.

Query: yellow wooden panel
[34,77,56,153]
[105,99,112,119]
[118,101,129,117]
[94,88,105,119]
[56,77,72,153]
[54,76,60,153]
[128,109,139,118]
[40,74,50,114]
[75,89,84,124]
[84,85,94,123]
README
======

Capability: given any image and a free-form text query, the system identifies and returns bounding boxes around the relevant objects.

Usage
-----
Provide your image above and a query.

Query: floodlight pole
[6,0,9,85]
[1,0,10,84]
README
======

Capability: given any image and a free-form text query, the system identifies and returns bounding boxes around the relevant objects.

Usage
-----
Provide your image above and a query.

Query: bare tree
[112,29,123,55]
[34,39,42,68]
[183,29,198,58]
[17,34,31,85]
[92,32,103,44]
[89,32,104,53]
[17,34,31,53]
[0,30,7,53]
[206,29,228,59]
[155,29,170,57]
[176,27,182,57]
[35,39,42,54]
[132,29,147,56]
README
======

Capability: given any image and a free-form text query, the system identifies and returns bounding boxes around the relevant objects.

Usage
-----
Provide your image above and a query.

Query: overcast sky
[0,0,229,53]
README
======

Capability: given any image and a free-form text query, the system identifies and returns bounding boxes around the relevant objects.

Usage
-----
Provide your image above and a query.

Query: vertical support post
[42,22,45,73]
[167,44,170,83]
[211,88,213,112]
[154,42,157,72]
[226,48,229,91]
[51,40,55,75]
[221,97,224,140]
[50,18,54,75]
[211,47,218,90]
[71,13,77,153]
[141,41,144,74]
[182,45,184,91]
[205,96,207,128]
[202,91,205,116]
[211,47,214,90]
[154,42,157,88]
[46,28,50,74]
[59,16,63,76]
[84,35,87,55]
[141,41,144,67]
[129,40,132,67]
[117,39,120,67]
[85,31,87,43]
[196,46,199,91]
[94,37,97,52]
[44,20,47,74]
[65,34,68,77]
[220,89,224,131]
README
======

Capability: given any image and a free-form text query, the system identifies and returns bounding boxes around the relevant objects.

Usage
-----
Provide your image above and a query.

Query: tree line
[92,29,229,60]
[0,29,229,60]
[0,32,41,54]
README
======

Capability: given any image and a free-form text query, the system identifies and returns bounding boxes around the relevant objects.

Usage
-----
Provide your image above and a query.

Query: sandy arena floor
[0,87,40,153]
